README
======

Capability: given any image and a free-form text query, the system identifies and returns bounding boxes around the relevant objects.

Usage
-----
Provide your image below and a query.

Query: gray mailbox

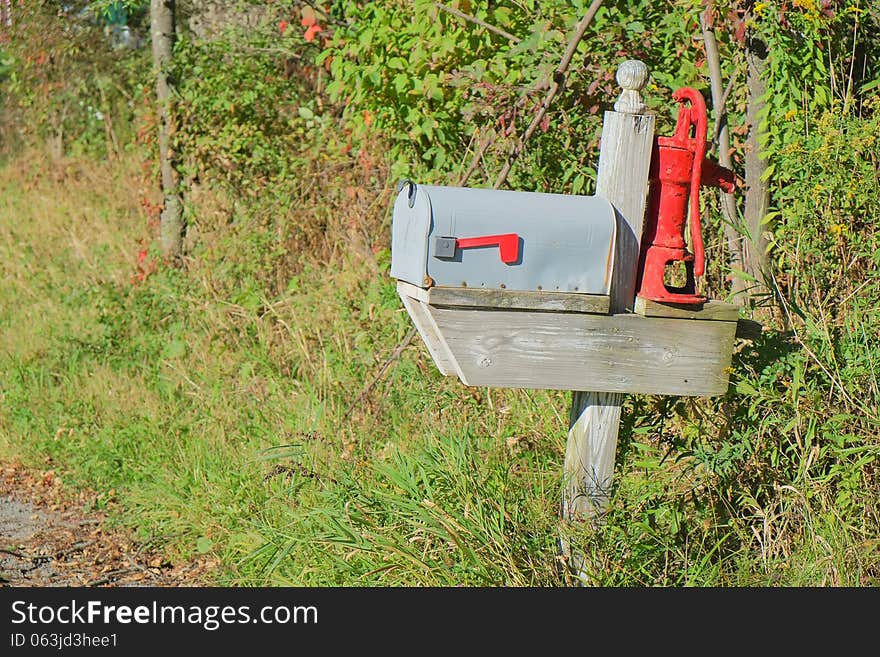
[391,180,739,397]
[391,181,617,297]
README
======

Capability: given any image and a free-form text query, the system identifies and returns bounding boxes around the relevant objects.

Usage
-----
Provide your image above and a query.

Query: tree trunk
[743,35,771,292]
[700,8,747,303]
[151,0,184,260]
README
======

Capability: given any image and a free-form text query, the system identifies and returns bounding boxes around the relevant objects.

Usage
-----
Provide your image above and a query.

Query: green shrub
[0,1,150,158]
[319,0,720,190]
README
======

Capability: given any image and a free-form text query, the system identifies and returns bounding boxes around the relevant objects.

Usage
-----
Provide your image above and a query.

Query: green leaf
[493,7,512,25]
[727,268,757,283]
[735,380,758,396]
[626,21,646,33]
[393,73,409,93]
[421,118,434,140]
[760,162,776,181]
[196,537,214,554]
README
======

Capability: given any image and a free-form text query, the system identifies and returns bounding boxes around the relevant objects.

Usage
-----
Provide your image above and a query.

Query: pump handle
[670,88,708,277]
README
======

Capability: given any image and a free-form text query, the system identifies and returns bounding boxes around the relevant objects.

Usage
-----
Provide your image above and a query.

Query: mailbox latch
[433,233,520,264]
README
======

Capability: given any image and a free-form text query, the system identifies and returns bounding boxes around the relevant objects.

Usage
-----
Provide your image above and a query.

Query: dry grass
[1,145,877,586]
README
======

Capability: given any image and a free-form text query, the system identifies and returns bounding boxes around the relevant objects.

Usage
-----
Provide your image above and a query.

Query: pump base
[636,246,706,306]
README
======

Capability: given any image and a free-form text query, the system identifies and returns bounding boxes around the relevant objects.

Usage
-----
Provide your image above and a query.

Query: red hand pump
[636,88,735,305]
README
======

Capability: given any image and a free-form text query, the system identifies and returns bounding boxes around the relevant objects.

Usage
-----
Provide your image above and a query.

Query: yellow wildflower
[793,0,822,23]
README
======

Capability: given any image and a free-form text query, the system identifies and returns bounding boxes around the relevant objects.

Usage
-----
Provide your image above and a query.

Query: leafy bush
[319,0,721,190]
[0,1,150,159]
[172,37,315,192]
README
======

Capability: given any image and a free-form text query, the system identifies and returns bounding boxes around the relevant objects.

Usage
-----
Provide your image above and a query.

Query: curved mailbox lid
[391,183,617,295]
[390,181,433,286]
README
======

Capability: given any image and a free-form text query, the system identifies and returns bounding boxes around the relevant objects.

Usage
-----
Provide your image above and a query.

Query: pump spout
[701,159,736,194]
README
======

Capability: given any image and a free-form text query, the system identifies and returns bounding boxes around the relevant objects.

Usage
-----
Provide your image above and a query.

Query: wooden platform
[398,281,739,397]
[402,283,610,314]
[633,296,740,321]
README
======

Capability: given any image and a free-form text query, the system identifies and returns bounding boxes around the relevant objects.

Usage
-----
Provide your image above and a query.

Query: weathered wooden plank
[397,280,429,304]
[428,286,610,314]
[426,305,736,396]
[597,116,655,313]
[398,279,611,314]
[397,291,460,378]
[634,296,740,322]
[563,61,656,569]
[563,391,621,520]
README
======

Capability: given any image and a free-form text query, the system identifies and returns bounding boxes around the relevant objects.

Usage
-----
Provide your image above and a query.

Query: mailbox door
[390,181,433,287]
[391,183,617,295]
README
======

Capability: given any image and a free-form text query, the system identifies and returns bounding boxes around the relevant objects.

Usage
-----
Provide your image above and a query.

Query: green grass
[0,150,877,586]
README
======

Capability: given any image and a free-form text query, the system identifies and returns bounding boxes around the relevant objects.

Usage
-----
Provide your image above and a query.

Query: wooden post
[560,61,655,579]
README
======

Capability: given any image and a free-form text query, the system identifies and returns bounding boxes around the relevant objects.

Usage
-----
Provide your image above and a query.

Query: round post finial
[614,60,649,114]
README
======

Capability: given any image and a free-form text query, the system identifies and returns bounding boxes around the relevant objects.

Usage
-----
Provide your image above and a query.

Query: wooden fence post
[560,61,655,579]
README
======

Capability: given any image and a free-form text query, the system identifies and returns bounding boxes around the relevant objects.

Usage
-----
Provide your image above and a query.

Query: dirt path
[0,460,215,587]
